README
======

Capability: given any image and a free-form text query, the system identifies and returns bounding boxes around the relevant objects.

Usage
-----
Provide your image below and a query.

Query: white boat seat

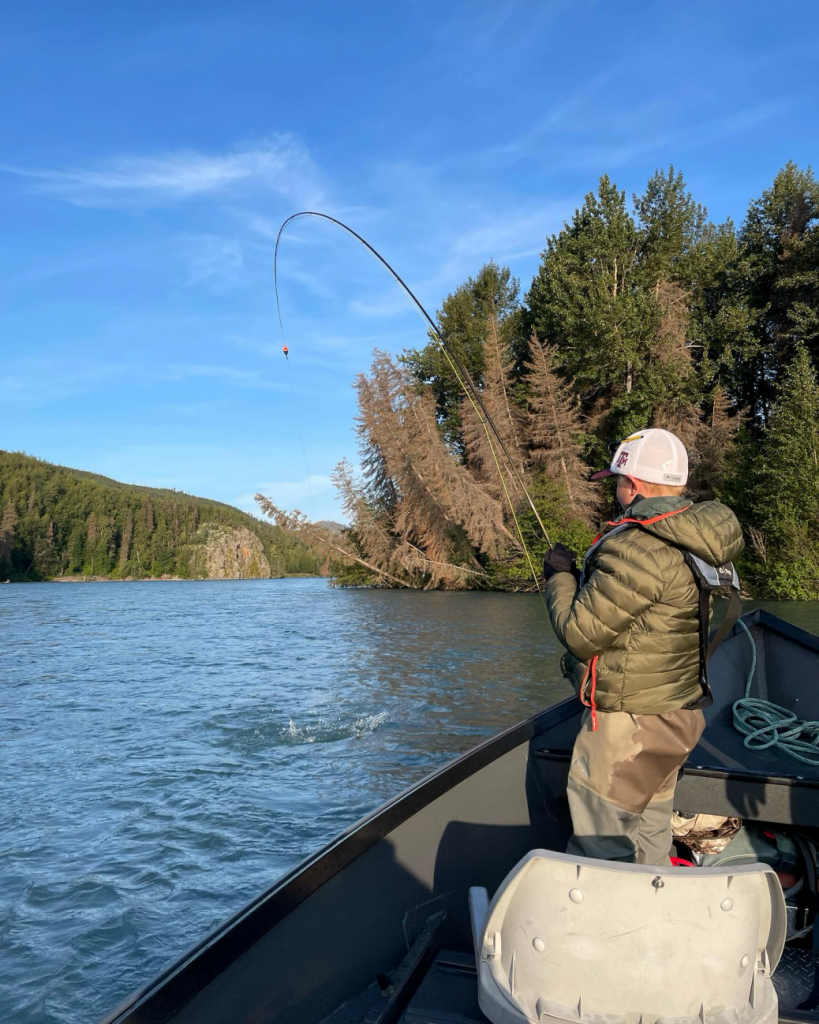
[469,849,787,1024]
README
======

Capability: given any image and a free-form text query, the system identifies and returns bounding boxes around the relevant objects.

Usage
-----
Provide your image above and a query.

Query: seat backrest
[473,849,786,1024]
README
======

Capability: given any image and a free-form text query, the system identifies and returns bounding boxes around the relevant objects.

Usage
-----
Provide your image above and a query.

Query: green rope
[733,618,819,766]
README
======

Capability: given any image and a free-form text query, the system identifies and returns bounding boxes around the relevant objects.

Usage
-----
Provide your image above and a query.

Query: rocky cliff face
[184,524,271,579]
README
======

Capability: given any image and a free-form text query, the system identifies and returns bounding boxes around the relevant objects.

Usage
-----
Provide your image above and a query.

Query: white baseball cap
[591,428,689,486]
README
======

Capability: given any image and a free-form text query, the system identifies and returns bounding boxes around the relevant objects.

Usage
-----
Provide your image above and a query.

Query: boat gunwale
[101,608,816,1023]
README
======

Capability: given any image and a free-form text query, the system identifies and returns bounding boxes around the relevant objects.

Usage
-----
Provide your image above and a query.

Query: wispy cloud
[182,234,245,287]
[348,290,418,319]
[435,0,521,52]
[234,474,335,517]
[4,357,137,407]
[477,65,626,166]
[344,195,568,322]
[158,363,287,390]
[0,253,111,293]
[276,263,335,300]
[1,135,324,208]
[546,100,788,174]
[446,202,566,262]
[226,333,280,358]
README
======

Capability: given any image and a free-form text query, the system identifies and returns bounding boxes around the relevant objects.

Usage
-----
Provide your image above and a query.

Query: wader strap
[697,586,711,673]
[683,583,714,710]
[706,587,743,664]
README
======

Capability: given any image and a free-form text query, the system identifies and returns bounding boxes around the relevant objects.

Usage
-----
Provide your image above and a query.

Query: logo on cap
[615,451,630,469]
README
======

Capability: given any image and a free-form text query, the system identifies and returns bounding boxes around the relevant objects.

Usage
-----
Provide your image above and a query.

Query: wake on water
[279,710,391,746]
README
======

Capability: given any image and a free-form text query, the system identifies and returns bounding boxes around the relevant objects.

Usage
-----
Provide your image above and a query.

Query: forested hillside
[0,452,321,581]
[260,162,819,599]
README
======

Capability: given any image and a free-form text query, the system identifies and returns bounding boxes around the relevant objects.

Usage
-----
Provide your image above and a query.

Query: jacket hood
[613,495,745,566]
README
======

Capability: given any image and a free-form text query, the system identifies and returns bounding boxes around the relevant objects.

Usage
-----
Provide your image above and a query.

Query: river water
[2,579,818,1023]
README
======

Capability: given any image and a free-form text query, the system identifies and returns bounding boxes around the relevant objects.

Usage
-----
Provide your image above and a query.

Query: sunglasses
[608,433,644,455]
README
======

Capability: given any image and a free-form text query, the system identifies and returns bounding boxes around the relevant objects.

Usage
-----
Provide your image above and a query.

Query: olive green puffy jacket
[545,496,744,715]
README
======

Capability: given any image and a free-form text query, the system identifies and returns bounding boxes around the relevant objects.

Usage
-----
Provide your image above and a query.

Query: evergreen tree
[119,510,133,573]
[67,523,85,574]
[740,162,819,423]
[756,347,819,524]
[526,175,658,434]
[690,389,742,500]
[685,220,759,400]
[635,166,707,285]
[145,496,155,534]
[402,261,524,446]
[739,347,819,597]
[0,451,321,580]
[525,335,599,525]
[0,501,18,576]
[461,312,527,503]
[85,512,98,574]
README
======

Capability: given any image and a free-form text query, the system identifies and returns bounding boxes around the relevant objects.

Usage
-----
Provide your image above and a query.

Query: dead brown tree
[462,314,527,506]
[525,334,599,525]
[354,353,512,586]
[255,488,407,588]
[690,388,743,499]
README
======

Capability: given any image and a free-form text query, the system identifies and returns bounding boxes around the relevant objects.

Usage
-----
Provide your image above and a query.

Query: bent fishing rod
[273,211,552,550]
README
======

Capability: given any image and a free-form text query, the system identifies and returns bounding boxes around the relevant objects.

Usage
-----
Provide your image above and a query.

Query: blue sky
[2,1,817,522]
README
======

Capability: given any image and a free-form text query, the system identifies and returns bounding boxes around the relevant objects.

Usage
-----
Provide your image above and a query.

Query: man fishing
[542,428,744,865]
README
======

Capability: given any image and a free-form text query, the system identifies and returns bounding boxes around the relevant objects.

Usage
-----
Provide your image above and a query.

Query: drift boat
[103,609,819,1024]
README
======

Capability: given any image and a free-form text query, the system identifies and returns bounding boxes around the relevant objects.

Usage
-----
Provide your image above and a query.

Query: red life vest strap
[579,655,600,731]
[607,504,692,529]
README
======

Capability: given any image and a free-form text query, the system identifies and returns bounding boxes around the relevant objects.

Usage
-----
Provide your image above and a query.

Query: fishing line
[273,211,551,593]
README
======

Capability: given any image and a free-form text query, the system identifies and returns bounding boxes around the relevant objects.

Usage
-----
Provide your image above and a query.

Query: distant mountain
[0,451,322,581]
[314,520,346,533]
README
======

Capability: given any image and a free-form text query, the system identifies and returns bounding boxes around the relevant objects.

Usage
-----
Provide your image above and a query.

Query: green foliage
[0,451,321,581]
[740,162,819,421]
[686,220,760,395]
[527,175,656,428]
[484,474,596,591]
[732,347,819,598]
[634,166,707,284]
[401,261,526,447]
[11,164,819,600]
[741,348,819,530]
[394,161,819,599]
[328,558,383,588]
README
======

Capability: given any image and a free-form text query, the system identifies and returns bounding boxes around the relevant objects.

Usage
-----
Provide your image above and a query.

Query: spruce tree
[741,347,819,597]
[402,261,523,447]
[119,511,133,574]
[0,501,18,574]
[525,335,599,526]
[526,175,658,434]
[740,162,819,423]
[685,220,759,400]
[635,166,706,285]
[757,347,819,526]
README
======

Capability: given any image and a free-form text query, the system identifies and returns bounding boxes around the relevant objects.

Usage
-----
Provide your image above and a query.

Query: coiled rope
[733,618,819,766]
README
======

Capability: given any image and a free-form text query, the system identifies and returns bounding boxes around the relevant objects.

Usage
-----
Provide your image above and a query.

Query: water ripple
[1,578,568,1023]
